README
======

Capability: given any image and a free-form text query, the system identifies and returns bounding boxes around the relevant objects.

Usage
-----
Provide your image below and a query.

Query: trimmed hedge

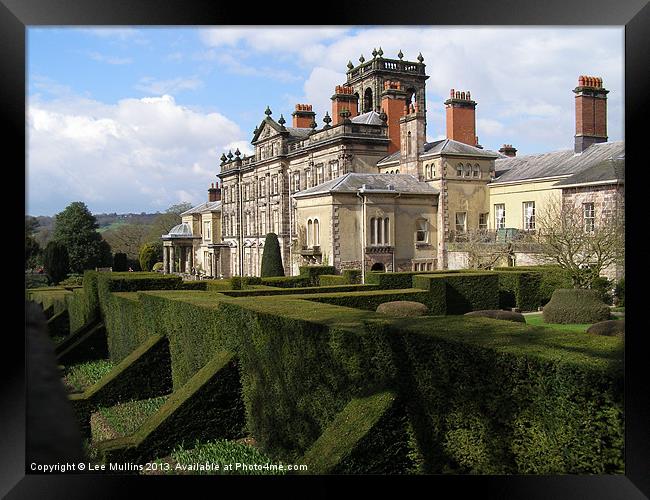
[308,289,438,314]
[299,265,336,286]
[102,293,148,363]
[496,271,543,311]
[300,391,416,474]
[259,276,311,288]
[390,315,624,474]
[69,334,173,440]
[27,288,71,317]
[95,351,246,465]
[376,301,428,318]
[318,275,347,286]
[57,322,109,366]
[219,284,379,298]
[366,270,464,290]
[543,289,611,324]
[413,273,499,314]
[464,310,525,323]
[46,309,70,338]
[178,281,208,291]
[342,269,362,285]
[587,319,625,337]
[494,266,572,305]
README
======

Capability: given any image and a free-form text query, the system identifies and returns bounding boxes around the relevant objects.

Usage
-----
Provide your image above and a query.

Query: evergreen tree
[113,252,128,272]
[52,202,111,273]
[260,233,285,277]
[43,241,69,284]
[139,242,159,272]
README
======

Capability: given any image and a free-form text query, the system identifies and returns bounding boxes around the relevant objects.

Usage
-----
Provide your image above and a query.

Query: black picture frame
[6,0,649,497]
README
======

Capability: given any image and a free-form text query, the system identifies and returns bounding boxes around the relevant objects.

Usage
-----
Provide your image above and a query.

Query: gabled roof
[351,110,385,126]
[492,141,624,184]
[555,156,624,188]
[377,138,499,166]
[292,173,438,198]
[181,201,222,216]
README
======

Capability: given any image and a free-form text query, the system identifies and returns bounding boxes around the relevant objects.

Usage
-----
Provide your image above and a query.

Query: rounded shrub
[376,301,428,317]
[260,233,284,277]
[139,243,159,272]
[542,289,610,324]
[465,310,525,323]
[587,319,624,337]
[152,262,164,272]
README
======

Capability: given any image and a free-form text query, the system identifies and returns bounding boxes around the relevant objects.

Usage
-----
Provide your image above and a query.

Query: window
[495,204,506,229]
[416,219,428,243]
[384,218,389,245]
[222,215,228,236]
[273,210,280,233]
[260,211,266,236]
[431,165,436,177]
[523,201,535,230]
[395,169,399,174]
[292,171,300,192]
[204,221,211,241]
[245,213,251,235]
[316,165,324,185]
[583,202,595,232]
[370,217,389,246]
[479,213,488,230]
[222,189,227,204]
[457,163,463,176]
[307,219,313,247]
[455,212,467,233]
[370,217,376,245]
[272,175,279,195]
[330,161,339,179]
[464,164,471,177]
[306,169,313,188]
[407,131,412,156]
[424,164,430,179]
[259,178,266,198]
[473,164,480,178]
[314,219,320,246]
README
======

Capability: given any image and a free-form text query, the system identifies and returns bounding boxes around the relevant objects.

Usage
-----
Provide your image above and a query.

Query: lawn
[524,312,618,333]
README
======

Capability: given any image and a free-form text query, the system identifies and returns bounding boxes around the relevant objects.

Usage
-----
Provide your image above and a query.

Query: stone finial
[397,49,404,60]
[278,114,286,126]
[377,47,383,57]
[227,150,233,160]
[347,60,354,70]
[323,112,332,126]
[234,148,241,157]
[359,54,365,63]
[417,52,424,63]
[220,153,227,163]
[264,105,272,116]
[253,126,259,136]
[372,48,378,58]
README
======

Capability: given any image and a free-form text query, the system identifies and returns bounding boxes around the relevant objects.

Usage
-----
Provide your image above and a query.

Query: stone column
[170,246,175,273]
[163,246,169,273]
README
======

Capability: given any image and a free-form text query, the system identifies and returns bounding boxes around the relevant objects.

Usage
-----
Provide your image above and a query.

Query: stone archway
[371,262,385,272]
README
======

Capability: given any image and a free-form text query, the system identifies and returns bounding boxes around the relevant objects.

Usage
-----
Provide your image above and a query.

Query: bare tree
[535,193,624,288]
[462,229,513,270]
[103,223,152,260]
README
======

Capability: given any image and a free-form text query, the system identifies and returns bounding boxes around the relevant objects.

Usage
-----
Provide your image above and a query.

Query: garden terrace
[31,270,623,474]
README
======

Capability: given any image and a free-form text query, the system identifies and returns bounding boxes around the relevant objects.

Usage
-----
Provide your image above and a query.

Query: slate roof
[284,127,312,139]
[181,201,222,216]
[351,110,385,126]
[377,138,499,165]
[555,156,625,187]
[162,222,196,239]
[492,141,624,184]
[292,173,439,198]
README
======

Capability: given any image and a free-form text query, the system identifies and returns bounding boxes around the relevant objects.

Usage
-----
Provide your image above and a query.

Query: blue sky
[27,27,624,216]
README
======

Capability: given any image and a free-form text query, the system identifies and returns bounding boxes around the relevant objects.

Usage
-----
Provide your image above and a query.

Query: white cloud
[135,76,204,95]
[27,93,245,215]
[87,51,133,65]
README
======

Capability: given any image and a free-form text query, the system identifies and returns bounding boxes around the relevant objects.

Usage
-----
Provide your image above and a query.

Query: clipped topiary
[376,301,428,317]
[139,243,159,272]
[113,253,128,272]
[465,310,525,323]
[152,262,164,272]
[542,289,610,324]
[260,233,284,277]
[43,240,70,284]
[586,319,624,337]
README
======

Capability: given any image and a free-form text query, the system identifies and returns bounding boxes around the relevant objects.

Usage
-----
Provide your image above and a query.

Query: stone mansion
[162,50,624,280]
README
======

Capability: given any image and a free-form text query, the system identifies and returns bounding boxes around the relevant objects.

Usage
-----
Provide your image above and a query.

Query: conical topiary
[260,233,285,277]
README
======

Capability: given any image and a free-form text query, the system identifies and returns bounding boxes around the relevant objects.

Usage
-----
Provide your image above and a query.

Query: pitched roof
[555,156,625,187]
[377,138,499,165]
[351,110,385,126]
[292,173,438,198]
[492,141,624,184]
[181,201,222,216]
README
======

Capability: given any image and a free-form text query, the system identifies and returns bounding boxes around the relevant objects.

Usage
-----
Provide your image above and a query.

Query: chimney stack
[444,89,478,147]
[292,104,316,129]
[574,75,608,153]
[208,182,221,202]
[499,144,517,157]
[381,80,409,154]
[331,85,359,126]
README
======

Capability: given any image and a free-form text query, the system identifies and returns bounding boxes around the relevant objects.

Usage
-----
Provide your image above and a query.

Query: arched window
[425,164,430,179]
[307,219,313,247]
[353,93,360,114]
[464,164,471,177]
[370,217,376,245]
[407,131,412,156]
[364,88,373,113]
[384,218,390,245]
[395,169,399,174]
[473,164,480,178]
[314,219,320,246]
[457,163,463,176]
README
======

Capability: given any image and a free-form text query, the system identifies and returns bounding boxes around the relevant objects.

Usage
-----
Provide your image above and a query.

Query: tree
[461,230,514,270]
[52,202,112,273]
[139,242,159,272]
[535,194,624,288]
[113,253,128,272]
[43,241,69,284]
[25,235,41,270]
[261,233,285,277]
[103,223,152,260]
[145,202,192,243]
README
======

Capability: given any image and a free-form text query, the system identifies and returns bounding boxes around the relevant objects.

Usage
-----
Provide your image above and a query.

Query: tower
[574,75,608,153]
[399,101,426,175]
[345,49,429,115]
[444,89,478,146]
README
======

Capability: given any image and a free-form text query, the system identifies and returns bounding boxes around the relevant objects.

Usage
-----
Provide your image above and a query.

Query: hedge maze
[26,265,624,474]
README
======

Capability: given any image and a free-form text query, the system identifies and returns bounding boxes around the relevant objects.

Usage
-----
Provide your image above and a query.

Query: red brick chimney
[499,144,517,157]
[331,85,359,126]
[444,89,478,146]
[292,104,316,128]
[208,182,221,202]
[574,75,608,153]
[381,80,408,154]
